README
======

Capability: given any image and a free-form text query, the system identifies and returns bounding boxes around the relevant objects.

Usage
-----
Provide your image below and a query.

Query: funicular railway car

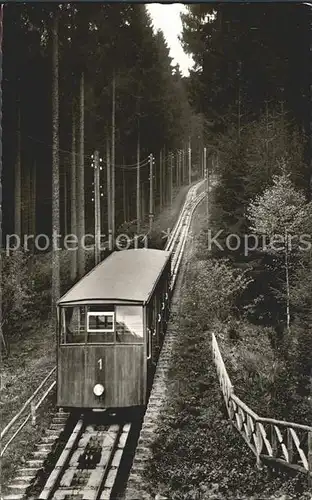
[56,248,171,411]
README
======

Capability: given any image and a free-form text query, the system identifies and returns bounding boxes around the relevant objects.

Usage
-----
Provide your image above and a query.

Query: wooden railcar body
[56,249,171,410]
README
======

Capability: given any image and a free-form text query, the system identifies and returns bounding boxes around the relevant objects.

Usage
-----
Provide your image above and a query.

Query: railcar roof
[58,249,171,305]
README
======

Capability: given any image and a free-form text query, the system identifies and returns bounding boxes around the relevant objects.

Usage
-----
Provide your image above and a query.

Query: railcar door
[57,305,86,407]
[85,305,145,408]
[114,305,145,406]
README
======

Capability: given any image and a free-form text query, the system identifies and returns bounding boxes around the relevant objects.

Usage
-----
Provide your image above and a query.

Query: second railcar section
[56,248,171,411]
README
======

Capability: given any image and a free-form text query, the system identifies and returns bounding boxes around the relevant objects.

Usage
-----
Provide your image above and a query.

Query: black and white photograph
[1,1,312,499]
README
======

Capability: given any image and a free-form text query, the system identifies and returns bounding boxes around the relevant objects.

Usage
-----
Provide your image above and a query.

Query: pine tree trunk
[31,161,36,253]
[126,185,130,224]
[51,11,60,324]
[14,108,21,239]
[23,167,31,242]
[70,104,77,282]
[106,136,112,249]
[136,131,140,233]
[77,72,85,276]
[141,184,145,221]
[0,4,6,364]
[285,229,291,333]
[111,71,116,245]
[14,110,23,304]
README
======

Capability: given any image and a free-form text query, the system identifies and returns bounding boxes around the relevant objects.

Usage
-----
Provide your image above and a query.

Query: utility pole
[180,150,183,186]
[179,150,182,185]
[136,132,140,233]
[111,71,116,246]
[70,105,77,282]
[179,150,182,187]
[77,71,85,278]
[106,136,112,250]
[141,184,145,221]
[180,150,182,186]
[188,138,192,185]
[200,149,203,179]
[202,150,204,179]
[204,147,208,218]
[149,154,154,232]
[51,10,60,317]
[94,150,101,265]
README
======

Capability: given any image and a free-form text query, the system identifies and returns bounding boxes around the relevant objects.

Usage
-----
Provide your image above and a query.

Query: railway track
[125,181,206,499]
[165,180,205,288]
[4,180,206,500]
[38,418,131,500]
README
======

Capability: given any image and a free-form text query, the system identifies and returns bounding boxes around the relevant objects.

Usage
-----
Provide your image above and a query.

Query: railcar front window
[61,306,85,344]
[116,306,143,343]
[87,312,114,343]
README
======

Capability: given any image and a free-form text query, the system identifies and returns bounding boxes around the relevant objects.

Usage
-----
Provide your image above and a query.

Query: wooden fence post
[255,422,263,469]
[31,401,36,426]
[287,427,293,463]
[271,424,277,458]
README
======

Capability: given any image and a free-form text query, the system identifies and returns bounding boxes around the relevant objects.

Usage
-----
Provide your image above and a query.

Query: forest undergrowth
[144,203,312,500]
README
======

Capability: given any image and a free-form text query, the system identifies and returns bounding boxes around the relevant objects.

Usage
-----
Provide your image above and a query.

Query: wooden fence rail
[0,366,56,457]
[212,332,312,483]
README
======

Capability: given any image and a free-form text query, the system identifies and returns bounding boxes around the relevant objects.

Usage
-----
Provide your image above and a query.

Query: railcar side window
[61,306,86,344]
[115,306,143,343]
[87,312,115,343]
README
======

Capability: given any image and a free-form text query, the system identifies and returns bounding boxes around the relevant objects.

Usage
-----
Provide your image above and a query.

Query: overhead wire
[26,134,152,168]
[99,158,150,170]
[26,134,187,169]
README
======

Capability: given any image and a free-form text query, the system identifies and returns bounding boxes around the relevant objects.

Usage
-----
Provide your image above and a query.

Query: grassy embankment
[143,200,312,500]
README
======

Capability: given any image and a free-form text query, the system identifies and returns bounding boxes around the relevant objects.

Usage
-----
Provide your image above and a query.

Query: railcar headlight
[93,384,104,397]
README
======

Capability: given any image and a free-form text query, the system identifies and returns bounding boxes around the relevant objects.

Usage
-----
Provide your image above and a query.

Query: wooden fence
[212,333,312,483]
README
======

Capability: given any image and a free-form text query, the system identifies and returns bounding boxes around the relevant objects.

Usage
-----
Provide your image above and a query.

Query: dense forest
[3,3,312,497]
[3,3,203,242]
[1,3,206,350]
[181,3,312,423]
[2,1,312,410]
[140,7,312,497]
